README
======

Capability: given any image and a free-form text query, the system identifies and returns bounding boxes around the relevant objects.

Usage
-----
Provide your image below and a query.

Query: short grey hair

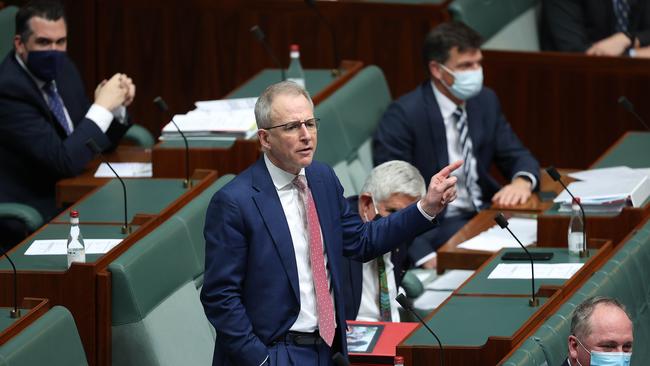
[361,161,426,203]
[254,81,314,129]
[571,296,631,339]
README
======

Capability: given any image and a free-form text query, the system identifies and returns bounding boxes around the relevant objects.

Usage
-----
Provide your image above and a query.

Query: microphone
[250,25,286,81]
[332,352,350,366]
[153,96,192,188]
[494,213,539,307]
[0,245,20,318]
[545,167,588,257]
[86,139,131,234]
[618,96,650,131]
[304,0,341,76]
[396,293,444,366]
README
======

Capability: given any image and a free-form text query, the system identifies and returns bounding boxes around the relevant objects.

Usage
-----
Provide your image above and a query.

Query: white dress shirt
[356,252,401,322]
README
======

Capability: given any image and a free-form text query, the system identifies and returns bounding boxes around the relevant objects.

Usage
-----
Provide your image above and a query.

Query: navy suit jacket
[200,158,435,366]
[0,51,129,220]
[373,82,539,210]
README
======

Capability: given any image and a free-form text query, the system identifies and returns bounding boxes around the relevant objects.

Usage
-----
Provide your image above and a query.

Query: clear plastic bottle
[394,356,404,366]
[67,210,86,268]
[286,44,305,88]
[567,197,583,256]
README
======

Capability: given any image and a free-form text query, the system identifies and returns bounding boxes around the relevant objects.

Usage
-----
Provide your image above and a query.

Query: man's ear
[358,193,374,223]
[258,129,270,152]
[429,60,443,80]
[568,335,580,360]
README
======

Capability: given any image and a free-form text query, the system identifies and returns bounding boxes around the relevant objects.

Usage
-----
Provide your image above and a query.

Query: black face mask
[371,214,382,221]
[25,50,66,81]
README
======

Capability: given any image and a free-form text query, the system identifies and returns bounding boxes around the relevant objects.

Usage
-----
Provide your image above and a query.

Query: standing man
[201,81,460,366]
[340,160,426,322]
[373,21,539,268]
[564,296,634,366]
[0,0,135,246]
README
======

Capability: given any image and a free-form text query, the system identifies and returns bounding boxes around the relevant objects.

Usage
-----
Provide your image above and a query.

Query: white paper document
[554,175,650,209]
[94,162,152,178]
[487,263,584,279]
[25,239,122,255]
[456,218,537,252]
[425,269,474,291]
[567,166,646,182]
[194,97,257,112]
[413,290,453,310]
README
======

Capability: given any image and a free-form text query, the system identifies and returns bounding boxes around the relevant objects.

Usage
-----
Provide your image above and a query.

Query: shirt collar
[264,154,306,191]
[431,80,462,123]
[15,52,47,90]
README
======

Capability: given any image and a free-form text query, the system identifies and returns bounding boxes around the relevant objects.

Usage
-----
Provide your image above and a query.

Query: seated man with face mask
[340,160,426,322]
[565,296,633,366]
[373,21,540,269]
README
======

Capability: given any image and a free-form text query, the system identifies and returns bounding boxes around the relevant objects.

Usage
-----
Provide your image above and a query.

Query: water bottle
[67,210,86,268]
[567,197,583,256]
[394,356,405,366]
[286,44,305,88]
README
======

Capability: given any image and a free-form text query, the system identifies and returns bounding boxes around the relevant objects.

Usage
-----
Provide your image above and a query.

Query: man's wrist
[417,200,436,222]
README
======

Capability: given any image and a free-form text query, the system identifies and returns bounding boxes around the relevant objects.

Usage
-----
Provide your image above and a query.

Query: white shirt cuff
[415,251,437,267]
[417,200,436,221]
[86,104,114,133]
[258,355,269,366]
[513,171,537,191]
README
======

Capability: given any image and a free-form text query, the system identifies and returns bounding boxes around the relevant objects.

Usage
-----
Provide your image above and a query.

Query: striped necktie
[293,175,336,347]
[452,106,481,211]
[613,0,630,33]
[43,81,71,136]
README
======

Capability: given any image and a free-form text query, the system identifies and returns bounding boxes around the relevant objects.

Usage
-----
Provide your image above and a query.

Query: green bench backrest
[0,306,87,366]
[0,6,17,60]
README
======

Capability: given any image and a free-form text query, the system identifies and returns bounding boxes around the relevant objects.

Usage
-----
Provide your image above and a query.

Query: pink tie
[293,175,336,347]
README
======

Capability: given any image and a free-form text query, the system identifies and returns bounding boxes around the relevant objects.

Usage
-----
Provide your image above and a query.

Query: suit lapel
[465,96,484,157]
[251,159,300,302]
[422,82,450,172]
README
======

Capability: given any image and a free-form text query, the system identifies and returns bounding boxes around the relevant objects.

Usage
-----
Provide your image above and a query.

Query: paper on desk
[413,290,453,310]
[94,162,152,178]
[567,166,645,181]
[194,97,257,112]
[487,263,584,279]
[425,269,474,291]
[456,218,537,252]
[25,239,122,255]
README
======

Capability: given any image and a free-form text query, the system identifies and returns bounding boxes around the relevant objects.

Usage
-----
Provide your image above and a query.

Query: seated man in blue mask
[340,160,426,322]
[373,21,540,269]
[565,296,633,366]
[0,0,135,248]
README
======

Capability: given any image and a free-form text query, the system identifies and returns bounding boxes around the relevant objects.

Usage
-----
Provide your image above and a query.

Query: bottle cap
[290,44,299,52]
[572,197,581,205]
[70,210,79,218]
[394,356,404,363]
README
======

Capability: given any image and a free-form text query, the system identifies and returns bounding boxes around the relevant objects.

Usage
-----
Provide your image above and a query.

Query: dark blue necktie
[42,81,71,136]
[614,0,630,33]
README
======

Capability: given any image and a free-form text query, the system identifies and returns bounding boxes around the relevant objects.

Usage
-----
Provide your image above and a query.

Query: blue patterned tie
[43,81,71,136]
[453,106,481,211]
[613,0,630,33]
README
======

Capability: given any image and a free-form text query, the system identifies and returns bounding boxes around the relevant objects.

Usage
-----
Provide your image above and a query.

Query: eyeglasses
[265,118,320,134]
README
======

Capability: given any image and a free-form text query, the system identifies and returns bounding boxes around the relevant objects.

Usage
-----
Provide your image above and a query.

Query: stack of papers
[555,166,650,213]
[94,162,152,178]
[160,97,258,140]
[487,263,583,279]
[457,218,537,252]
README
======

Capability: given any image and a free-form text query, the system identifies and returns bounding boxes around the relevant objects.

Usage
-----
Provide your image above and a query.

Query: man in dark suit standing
[373,21,540,269]
[201,81,461,366]
[564,296,633,366]
[0,0,135,246]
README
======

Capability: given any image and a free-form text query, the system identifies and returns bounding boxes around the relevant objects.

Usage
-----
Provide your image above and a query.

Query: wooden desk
[0,171,217,366]
[0,298,50,346]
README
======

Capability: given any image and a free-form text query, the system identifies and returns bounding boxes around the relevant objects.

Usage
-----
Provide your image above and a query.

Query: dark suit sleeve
[0,96,112,179]
[543,0,593,52]
[200,192,268,366]
[372,101,415,167]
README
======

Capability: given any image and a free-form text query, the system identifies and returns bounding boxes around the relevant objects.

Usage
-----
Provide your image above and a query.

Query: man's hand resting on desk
[492,177,532,206]
[586,33,632,56]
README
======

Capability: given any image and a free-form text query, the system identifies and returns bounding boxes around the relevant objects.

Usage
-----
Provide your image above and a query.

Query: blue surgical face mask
[25,50,66,82]
[576,338,632,366]
[439,64,483,101]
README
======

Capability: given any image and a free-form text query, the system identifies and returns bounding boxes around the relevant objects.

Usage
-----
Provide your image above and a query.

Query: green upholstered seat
[448,0,541,51]
[0,203,44,232]
[123,124,156,148]
[0,6,17,60]
[0,306,88,366]
[108,175,235,366]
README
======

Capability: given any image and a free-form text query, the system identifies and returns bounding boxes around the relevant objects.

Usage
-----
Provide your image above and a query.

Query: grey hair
[571,296,631,339]
[361,160,426,203]
[254,81,314,129]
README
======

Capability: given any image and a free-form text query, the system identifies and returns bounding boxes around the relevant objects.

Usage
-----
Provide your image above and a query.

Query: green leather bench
[501,220,650,365]
[108,175,234,366]
[0,306,88,366]
[0,6,17,60]
[448,0,541,51]
[314,65,392,196]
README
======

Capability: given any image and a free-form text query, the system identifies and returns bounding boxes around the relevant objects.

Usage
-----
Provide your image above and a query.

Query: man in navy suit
[373,22,540,269]
[201,81,461,366]
[563,296,633,366]
[340,160,425,322]
[0,0,135,246]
